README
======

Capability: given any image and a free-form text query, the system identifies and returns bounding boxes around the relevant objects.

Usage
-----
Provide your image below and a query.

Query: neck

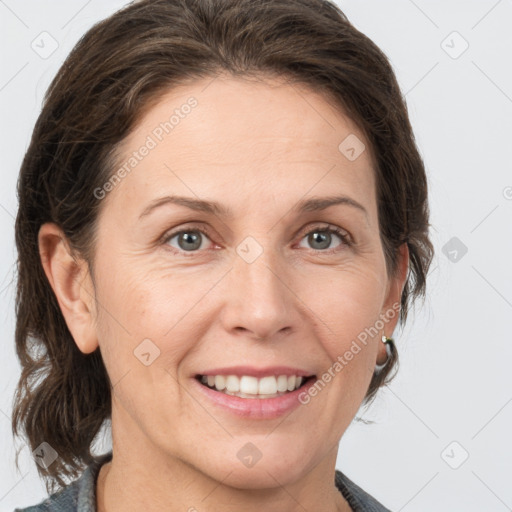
[97,457,351,512]
[96,446,351,512]
[96,404,352,512]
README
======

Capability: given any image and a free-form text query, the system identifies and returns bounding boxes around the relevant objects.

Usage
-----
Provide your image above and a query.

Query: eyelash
[160,223,352,257]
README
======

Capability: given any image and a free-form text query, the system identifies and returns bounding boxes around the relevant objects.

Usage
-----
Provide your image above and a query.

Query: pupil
[310,231,330,250]
[180,232,201,251]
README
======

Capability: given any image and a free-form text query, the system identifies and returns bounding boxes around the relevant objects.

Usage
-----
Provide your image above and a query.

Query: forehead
[106,74,377,223]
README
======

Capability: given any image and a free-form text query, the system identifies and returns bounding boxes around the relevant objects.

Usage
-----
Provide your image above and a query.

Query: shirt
[14,451,391,512]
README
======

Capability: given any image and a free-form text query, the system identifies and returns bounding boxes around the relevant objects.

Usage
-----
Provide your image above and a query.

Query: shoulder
[13,452,113,512]
[335,469,392,512]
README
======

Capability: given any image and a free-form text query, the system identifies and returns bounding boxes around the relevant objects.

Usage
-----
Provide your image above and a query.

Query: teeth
[225,375,240,392]
[200,374,307,396]
[214,375,226,391]
[240,376,259,394]
[277,375,288,392]
[258,376,277,394]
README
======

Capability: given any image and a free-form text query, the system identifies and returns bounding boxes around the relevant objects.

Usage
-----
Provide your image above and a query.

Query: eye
[161,223,352,256]
[297,224,352,253]
[163,226,213,254]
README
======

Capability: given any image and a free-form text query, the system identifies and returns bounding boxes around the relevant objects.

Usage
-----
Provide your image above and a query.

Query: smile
[196,374,314,399]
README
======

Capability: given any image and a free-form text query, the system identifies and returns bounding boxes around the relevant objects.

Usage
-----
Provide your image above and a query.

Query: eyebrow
[138,194,368,220]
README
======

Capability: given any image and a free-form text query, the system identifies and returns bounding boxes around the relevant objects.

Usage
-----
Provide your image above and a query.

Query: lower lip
[191,377,317,419]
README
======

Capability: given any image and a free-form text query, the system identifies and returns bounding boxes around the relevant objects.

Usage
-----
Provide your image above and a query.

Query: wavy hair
[12,0,433,493]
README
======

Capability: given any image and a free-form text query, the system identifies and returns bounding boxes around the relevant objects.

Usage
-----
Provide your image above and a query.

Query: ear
[377,243,409,364]
[38,223,99,354]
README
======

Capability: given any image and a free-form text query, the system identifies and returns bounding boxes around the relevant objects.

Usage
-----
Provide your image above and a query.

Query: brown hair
[12,0,433,493]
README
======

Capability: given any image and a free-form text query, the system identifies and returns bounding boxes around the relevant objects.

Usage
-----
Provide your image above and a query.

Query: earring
[375,335,394,372]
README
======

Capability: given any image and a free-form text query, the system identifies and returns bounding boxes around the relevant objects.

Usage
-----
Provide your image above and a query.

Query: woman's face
[62,75,407,487]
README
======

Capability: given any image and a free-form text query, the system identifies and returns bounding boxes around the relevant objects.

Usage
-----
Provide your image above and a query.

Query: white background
[1,1,511,510]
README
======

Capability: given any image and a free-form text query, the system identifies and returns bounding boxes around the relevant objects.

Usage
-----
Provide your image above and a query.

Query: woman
[12,0,433,510]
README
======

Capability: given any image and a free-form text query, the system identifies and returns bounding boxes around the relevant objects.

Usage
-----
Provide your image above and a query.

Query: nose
[220,240,296,342]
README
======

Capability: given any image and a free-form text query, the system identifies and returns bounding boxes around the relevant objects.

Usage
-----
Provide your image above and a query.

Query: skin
[39,73,408,512]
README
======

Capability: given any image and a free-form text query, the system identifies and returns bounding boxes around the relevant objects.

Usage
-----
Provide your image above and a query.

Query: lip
[191,373,317,419]
[195,366,314,378]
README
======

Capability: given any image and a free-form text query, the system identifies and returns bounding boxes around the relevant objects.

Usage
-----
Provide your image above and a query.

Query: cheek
[303,263,386,337]
[308,277,383,419]
[299,264,386,400]
[94,244,386,386]
[94,265,213,378]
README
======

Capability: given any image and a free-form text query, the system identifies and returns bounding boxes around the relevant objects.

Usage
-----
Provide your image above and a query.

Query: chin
[221,464,304,490]
[203,451,310,490]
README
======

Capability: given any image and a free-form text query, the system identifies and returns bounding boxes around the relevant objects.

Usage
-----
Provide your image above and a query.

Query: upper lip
[195,366,315,378]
